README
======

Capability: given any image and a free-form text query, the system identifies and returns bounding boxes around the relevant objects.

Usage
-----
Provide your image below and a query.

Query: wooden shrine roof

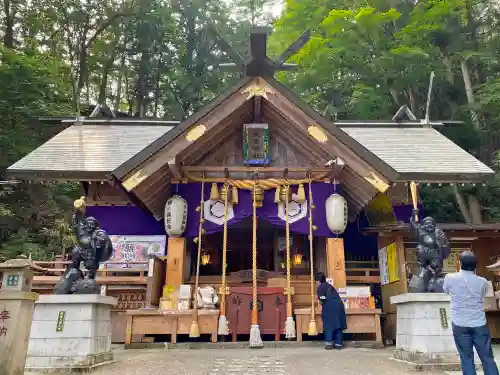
[6,124,173,180]
[338,126,493,182]
[4,75,494,221]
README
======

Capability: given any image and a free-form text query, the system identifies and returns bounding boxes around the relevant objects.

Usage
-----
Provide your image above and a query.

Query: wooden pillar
[326,238,346,289]
[166,237,187,289]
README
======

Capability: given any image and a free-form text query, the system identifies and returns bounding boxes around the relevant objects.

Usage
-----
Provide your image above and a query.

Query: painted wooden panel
[326,238,346,289]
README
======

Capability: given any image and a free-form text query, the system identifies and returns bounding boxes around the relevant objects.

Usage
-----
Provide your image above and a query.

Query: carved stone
[196,286,219,309]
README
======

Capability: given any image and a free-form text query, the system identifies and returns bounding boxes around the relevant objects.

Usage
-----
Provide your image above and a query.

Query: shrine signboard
[243,123,270,165]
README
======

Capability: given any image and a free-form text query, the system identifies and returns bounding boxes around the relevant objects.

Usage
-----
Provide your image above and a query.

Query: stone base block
[26,294,117,373]
[391,293,459,364]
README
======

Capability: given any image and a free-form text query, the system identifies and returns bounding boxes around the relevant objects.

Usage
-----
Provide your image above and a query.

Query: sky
[269,0,284,17]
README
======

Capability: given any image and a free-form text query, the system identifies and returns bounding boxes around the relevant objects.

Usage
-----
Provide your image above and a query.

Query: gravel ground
[86,347,447,375]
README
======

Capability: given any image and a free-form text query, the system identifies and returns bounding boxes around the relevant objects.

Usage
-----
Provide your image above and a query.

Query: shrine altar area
[123,306,383,345]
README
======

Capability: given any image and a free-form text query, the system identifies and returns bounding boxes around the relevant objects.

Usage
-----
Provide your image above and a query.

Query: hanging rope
[307,178,318,336]
[218,183,230,335]
[249,173,263,348]
[284,185,296,339]
[189,178,205,338]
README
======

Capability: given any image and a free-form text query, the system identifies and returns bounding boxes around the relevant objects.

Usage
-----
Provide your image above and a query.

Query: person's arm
[409,210,420,239]
[443,274,451,294]
[317,284,327,305]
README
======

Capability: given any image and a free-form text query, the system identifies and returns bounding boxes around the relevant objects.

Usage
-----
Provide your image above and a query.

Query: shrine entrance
[189,218,313,280]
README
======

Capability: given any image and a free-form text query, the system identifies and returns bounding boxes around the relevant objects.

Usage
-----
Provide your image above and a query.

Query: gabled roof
[6,124,173,180]
[112,77,254,180]
[113,75,493,185]
[339,126,493,182]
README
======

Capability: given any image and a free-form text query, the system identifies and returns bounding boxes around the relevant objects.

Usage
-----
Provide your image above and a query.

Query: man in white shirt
[443,251,499,375]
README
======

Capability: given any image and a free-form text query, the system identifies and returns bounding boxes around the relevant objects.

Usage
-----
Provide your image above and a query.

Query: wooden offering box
[125,309,219,344]
[294,307,382,344]
[227,286,286,341]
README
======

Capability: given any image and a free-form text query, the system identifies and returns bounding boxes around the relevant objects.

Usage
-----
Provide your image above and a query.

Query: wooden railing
[345,260,380,284]
[31,260,150,288]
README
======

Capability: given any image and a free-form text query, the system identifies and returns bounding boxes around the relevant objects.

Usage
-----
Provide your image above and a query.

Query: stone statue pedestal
[391,293,462,368]
[25,294,117,372]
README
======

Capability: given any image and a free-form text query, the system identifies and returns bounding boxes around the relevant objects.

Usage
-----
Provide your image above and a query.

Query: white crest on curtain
[203,199,235,225]
[278,193,308,224]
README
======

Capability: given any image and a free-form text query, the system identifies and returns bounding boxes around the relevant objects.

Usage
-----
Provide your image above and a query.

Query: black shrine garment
[317,281,347,332]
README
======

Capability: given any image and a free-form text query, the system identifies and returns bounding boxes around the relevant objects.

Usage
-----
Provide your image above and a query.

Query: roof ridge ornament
[206,24,310,78]
[389,71,462,128]
[392,105,417,122]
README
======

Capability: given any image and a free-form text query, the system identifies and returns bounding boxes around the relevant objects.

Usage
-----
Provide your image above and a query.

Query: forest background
[1,0,500,260]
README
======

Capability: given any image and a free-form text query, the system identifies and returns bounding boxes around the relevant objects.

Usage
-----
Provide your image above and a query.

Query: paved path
[88,347,447,375]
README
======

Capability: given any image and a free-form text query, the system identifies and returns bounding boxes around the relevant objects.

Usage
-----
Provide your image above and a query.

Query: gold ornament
[219,183,231,203]
[253,185,264,207]
[210,183,219,201]
[274,186,281,204]
[231,186,239,205]
[280,185,292,203]
[296,184,306,203]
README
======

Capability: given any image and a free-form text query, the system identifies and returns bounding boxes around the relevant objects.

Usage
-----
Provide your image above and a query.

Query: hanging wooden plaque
[243,123,269,165]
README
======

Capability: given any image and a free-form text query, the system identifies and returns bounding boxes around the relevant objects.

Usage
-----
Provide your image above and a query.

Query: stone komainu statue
[408,209,451,293]
[54,197,113,294]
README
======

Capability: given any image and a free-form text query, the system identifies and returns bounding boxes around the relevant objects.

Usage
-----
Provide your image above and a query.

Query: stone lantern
[0,258,44,292]
[0,258,42,375]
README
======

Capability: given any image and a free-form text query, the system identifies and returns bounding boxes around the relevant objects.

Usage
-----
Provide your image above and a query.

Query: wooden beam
[262,80,394,192]
[121,80,254,191]
[168,157,183,180]
[178,102,253,166]
[182,166,331,174]
[327,157,346,181]
[254,96,262,122]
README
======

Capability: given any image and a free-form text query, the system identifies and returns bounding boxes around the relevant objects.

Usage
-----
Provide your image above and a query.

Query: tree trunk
[453,185,472,223]
[3,0,15,48]
[98,49,117,104]
[114,51,127,112]
[467,194,483,224]
[408,86,419,117]
[441,54,454,84]
[389,88,400,106]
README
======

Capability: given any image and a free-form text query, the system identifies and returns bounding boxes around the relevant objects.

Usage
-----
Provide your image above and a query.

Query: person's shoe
[334,344,343,349]
[325,344,334,350]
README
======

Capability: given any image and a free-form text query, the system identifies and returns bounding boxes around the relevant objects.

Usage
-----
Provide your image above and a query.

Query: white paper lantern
[325,193,348,234]
[164,195,188,237]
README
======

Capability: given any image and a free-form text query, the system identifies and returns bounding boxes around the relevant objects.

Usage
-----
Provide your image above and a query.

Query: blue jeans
[325,328,343,346]
[452,323,499,375]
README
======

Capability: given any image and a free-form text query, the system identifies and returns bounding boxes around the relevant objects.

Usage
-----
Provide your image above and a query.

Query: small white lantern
[325,193,348,234]
[164,195,188,237]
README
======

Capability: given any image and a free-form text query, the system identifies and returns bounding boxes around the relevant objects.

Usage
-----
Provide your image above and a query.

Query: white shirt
[443,270,488,327]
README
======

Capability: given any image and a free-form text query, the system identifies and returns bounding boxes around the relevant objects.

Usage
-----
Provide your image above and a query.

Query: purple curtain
[86,206,165,235]
[84,184,418,242]
[178,182,338,238]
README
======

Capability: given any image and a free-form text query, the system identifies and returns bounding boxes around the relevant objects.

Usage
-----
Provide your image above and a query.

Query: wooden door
[226,286,286,341]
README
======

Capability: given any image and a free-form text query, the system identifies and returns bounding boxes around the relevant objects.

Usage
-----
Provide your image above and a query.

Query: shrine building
[5,27,498,345]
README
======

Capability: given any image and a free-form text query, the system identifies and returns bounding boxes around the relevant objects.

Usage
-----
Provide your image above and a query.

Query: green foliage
[4,0,500,263]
